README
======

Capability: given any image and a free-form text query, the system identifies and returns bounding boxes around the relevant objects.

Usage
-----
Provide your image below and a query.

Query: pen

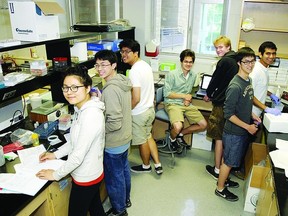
[44,144,52,156]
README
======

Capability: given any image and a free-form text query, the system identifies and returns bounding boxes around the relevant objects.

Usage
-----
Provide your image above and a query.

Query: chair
[154,86,176,167]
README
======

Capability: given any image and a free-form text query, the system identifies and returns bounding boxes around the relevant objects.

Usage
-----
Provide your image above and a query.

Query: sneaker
[176,135,189,147]
[206,165,219,180]
[231,170,245,180]
[155,166,163,175]
[126,199,132,208]
[106,209,128,216]
[170,140,183,154]
[215,187,239,202]
[130,165,152,173]
[225,178,239,188]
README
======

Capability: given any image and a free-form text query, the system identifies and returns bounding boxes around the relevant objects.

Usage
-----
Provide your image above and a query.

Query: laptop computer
[196,74,212,97]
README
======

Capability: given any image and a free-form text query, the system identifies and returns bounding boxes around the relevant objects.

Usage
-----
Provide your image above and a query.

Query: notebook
[196,74,212,97]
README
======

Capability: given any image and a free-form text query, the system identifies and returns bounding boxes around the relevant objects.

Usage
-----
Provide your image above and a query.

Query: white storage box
[8,1,64,42]
[192,130,212,151]
[263,113,288,133]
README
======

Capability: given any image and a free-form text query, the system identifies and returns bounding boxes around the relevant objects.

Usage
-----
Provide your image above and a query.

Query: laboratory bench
[262,128,288,216]
[0,126,107,216]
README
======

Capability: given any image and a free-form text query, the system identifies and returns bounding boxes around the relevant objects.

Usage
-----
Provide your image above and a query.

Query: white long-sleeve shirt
[53,99,105,182]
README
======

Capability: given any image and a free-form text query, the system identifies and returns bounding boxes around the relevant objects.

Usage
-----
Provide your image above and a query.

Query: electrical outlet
[159,74,165,79]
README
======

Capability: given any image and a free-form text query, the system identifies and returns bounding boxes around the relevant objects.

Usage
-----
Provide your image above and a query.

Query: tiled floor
[105,146,255,216]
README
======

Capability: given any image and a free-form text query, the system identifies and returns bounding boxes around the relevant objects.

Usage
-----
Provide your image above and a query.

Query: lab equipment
[34,121,58,139]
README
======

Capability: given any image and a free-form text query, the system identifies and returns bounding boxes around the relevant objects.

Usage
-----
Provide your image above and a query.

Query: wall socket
[159,74,165,79]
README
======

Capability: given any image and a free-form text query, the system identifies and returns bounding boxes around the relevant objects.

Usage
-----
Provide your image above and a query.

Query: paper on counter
[0,144,65,196]
[276,139,288,151]
[0,173,47,196]
[269,150,288,178]
[17,144,46,166]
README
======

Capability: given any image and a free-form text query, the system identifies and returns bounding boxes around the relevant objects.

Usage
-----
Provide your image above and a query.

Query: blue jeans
[104,150,131,213]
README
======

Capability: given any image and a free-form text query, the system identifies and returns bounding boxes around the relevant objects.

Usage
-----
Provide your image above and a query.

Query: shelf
[241,28,288,33]
[0,27,135,52]
[0,71,60,103]
[244,0,288,4]
[0,27,135,103]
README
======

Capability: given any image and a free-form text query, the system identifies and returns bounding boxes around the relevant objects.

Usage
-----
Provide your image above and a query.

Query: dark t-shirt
[223,75,254,135]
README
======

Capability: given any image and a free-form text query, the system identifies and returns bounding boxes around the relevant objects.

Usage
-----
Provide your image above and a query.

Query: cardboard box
[263,113,288,133]
[243,143,271,213]
[8,1,64,41]
[192,130,212,151]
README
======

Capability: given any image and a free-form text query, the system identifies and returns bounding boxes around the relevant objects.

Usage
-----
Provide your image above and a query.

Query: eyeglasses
[62,85,85,93]
[94,64,111,69]
[241,60,256,65]
[120,50,132,55]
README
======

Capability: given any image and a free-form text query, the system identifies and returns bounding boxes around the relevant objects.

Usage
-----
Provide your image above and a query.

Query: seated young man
[163,49,207,154]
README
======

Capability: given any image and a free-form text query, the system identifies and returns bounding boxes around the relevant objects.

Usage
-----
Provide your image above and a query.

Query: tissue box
[192,131,212,151]
[8,1,64,41]
[263,113,288,133]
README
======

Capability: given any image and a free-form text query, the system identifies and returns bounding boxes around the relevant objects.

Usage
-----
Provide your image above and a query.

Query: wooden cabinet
[16,178,107,216]
[48,179,72,216]
[239,0,288,59]
[16,179,72,216]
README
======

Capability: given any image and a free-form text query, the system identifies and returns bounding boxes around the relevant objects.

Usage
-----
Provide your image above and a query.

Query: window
[152,0,228,55]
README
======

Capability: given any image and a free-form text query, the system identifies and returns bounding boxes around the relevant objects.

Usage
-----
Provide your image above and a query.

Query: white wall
[122,0,152,60]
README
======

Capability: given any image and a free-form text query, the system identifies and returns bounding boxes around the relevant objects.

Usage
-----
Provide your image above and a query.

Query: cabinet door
[16,189,52,216]
[48,178,72,216]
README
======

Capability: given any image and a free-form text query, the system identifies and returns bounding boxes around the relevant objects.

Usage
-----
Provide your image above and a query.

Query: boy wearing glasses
[119,39,163,175]
[215,47,261,202]
[163,49,207,153]
[95,50,132,216]
[231,42,281,180]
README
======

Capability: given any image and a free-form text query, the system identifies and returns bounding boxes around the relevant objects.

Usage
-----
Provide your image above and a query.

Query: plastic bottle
[31,133,40,146]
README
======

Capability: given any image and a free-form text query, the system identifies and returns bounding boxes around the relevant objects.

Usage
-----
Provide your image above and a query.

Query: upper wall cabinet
[239,0,288,58]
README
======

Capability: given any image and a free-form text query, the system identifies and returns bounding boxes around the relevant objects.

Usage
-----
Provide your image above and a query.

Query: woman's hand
[36,169,55,180]
[39,152,56,162]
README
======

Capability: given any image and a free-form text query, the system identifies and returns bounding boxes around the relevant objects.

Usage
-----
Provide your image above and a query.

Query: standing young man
[215,47,261,202]
[164,49,207,153]
[250,41,282,141]
[204,36,238,182]
[231,42,281,180]
[95,50,132,216]
[119,39,163,175]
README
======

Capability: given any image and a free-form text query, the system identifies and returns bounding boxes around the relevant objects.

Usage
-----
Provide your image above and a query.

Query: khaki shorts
[132,107,155,145]
[206,105,225,140]
[165,104,204,125]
